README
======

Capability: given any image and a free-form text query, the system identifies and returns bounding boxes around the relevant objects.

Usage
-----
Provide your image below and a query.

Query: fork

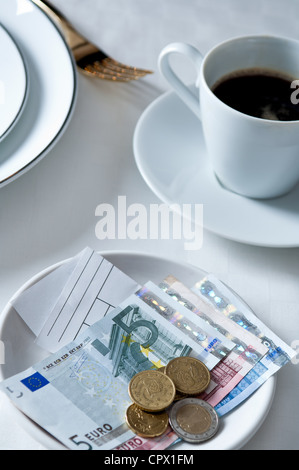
[32,0,153,82]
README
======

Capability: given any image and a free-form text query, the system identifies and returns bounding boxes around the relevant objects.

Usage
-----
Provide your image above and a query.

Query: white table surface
[0,0,298,450]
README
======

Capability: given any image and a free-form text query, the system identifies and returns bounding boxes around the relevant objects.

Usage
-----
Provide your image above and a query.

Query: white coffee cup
[158,36,299,199]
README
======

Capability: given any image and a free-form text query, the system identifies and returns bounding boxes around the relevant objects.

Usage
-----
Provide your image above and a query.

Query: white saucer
[0,251,276,450]
[0,0,77,188]
[134,87,299,247]
[0,23,28,141]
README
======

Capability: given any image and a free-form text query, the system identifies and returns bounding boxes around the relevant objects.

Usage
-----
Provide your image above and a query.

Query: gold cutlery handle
[31,0,153,81]
[31,0,87,49]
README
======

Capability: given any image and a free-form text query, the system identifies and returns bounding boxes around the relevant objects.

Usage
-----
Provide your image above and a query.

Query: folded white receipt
[12,247,140,353]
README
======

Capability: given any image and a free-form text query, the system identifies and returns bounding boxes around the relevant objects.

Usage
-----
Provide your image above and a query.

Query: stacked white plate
[0,0,77,187]
[0,23,27,141]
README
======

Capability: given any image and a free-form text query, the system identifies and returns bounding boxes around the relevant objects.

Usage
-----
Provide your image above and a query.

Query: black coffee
[212,68,299,121]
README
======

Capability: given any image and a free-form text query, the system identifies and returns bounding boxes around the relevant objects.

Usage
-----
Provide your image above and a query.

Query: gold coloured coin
[126,403,169,438]
[128,370,176,412]
[165,357,210,395]
[158,365,187,400]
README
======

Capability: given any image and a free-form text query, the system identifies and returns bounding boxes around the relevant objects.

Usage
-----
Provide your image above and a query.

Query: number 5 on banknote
[92,298,192,379]
[113,305,160,366]
[69,434,93,451]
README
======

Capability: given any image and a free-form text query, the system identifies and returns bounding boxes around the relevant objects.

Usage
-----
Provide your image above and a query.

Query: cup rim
[200,34,299,124]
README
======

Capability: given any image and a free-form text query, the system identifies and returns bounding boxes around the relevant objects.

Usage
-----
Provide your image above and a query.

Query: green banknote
[0,291,195,450]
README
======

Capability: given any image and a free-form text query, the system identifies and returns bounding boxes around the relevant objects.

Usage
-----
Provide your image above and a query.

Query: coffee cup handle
[158,43,203,119]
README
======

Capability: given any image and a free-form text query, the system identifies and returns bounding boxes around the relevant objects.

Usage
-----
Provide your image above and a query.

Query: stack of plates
[0,0,77,187]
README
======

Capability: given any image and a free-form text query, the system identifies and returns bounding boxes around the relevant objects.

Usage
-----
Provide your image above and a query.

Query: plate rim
[0,0,77,188]
[0,22,29,142]
[0,250,276,450]
[133,87,299,248]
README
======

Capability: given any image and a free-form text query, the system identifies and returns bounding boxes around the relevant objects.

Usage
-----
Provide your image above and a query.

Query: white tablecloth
[0,0,298,450]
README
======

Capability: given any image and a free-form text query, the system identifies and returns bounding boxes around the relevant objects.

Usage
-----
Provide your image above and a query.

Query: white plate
[133,87,299,247]
[0,251,276,450]
[0,0,77,187]
[0,23,28,141]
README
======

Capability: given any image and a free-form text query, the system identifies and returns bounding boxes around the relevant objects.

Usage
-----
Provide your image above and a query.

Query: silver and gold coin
[169,397,219,443]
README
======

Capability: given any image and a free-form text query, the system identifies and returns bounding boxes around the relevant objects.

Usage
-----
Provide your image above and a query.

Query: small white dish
[0,251,276,450]
[134,87,299,247]
[0,0,77,187]
[0,23,28,141]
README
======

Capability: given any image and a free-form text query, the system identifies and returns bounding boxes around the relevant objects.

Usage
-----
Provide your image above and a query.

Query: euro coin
[128,370,176,412]
[126,403,169,438]
[158,365,187,400]
[169,397,219,443]
[165,357,210,395]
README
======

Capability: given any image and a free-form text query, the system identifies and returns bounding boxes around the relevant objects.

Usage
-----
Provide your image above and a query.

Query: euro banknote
[1,292,199,450]
[158,275,268,407]
[193,274,296,416]
[136,281,237,372]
